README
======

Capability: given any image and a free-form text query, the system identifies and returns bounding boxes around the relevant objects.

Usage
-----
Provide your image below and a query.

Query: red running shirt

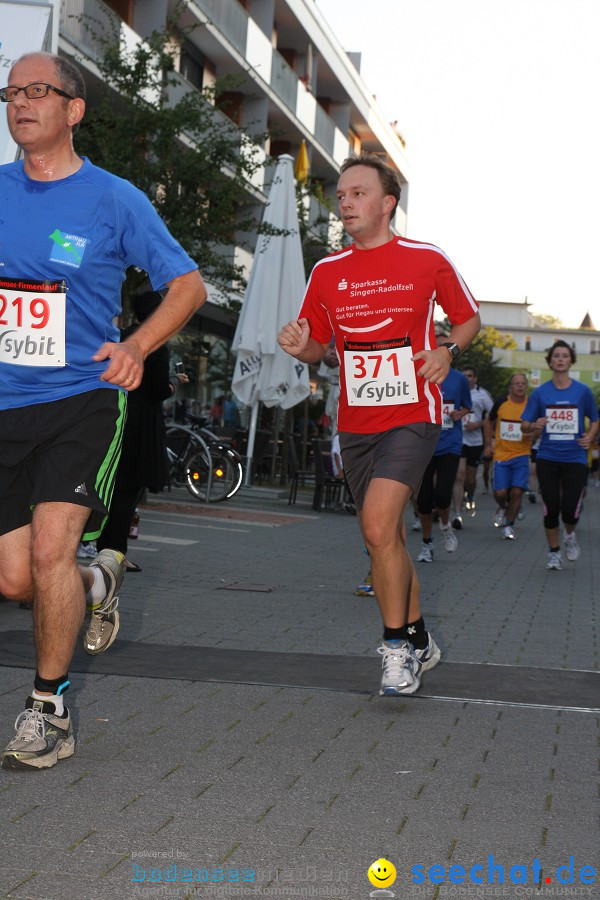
[298,237,479,434]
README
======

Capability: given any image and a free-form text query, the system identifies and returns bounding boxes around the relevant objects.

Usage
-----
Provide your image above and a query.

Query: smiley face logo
[367,858,397,888]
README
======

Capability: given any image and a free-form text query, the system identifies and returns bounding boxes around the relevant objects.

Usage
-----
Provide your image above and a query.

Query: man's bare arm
[278,318,328,364]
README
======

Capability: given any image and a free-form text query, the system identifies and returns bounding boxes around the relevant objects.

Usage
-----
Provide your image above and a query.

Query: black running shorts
[461,444,484,467]
[339,422,441,511]
[0,389,127,541]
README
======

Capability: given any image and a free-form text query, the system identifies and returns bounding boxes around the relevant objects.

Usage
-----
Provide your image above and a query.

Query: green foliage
[533,313,563,328]
[74,13,274,316]
[295,178,344,278]
[456,325,518,399]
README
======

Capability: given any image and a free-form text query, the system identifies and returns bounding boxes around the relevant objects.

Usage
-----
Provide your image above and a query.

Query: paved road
[0,480,598,899]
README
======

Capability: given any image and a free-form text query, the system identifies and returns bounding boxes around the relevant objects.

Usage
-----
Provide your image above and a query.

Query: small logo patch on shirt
[74,482,88,496]
[49,230,88,269]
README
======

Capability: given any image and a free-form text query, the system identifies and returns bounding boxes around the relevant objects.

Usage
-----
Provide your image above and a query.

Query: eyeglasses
[0,82,74,103]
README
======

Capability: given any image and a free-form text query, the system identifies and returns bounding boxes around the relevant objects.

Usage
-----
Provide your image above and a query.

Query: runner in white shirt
[451,365,493,527]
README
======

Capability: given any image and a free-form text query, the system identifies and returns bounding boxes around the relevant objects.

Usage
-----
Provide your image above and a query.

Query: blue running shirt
[434,368,472,456]
[521,379,598,464]
[0,158,196,409]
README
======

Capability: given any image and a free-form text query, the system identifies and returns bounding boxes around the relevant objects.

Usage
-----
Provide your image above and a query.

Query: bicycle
[165,418,243,503]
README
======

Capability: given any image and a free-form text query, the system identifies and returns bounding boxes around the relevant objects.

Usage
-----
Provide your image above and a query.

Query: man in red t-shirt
[278,154,480,696]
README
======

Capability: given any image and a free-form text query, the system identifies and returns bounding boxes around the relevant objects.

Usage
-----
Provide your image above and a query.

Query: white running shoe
[564,532,580,562]
[83,550,126,654]
[417,542,434,563]
[415,633,442,671]
[546,551,563,571]
[1,697,74,770]
[494,508,506,528]
[440,524,458,552]
[502,525,515,540]
[411,516,422,532]
[377,640,421,695]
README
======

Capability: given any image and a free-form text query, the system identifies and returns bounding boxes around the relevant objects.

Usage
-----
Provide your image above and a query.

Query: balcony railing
[269,52,298,113]
[191,0,248,57]
[60,0,121,62]
[315,104,335,158]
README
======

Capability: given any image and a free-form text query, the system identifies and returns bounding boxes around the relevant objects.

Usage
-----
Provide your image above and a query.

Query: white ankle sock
[86,567,106,605]
[31,690,64,716]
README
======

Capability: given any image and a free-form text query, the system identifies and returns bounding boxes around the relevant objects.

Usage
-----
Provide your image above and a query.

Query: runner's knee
[361,517,400,551]
[0,568,34,602]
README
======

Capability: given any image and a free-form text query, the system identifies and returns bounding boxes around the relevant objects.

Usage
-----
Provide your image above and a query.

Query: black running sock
[423,537,433,545]
[404,616,428,649]
[383,626,405,642]
[34,671,70,696]
[549,546,560,553]
[384,617,428,648]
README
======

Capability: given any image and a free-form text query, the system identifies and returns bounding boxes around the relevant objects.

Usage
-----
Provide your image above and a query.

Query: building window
[593,371,600,383]
[525,336,531,351]
[348,128,361,155]
[591,340,597,354]
[180,42,205,91]
[103,0,133,24]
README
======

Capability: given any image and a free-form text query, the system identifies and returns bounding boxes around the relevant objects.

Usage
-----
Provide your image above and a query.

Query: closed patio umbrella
[232,154,310,483]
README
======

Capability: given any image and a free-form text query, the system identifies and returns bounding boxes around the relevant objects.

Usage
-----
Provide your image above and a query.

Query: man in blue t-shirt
[0,52,206,771]
[415,336,472,562]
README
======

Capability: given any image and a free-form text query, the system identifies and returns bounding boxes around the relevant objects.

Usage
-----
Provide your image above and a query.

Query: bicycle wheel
[225,449,243,500]
[185,447,237,502]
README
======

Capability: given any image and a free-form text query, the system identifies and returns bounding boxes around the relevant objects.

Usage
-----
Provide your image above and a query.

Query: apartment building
[480,299,600,390]
[56,0,410,402]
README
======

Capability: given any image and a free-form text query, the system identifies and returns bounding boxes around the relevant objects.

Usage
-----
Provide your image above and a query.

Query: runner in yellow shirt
[489,373,542,539]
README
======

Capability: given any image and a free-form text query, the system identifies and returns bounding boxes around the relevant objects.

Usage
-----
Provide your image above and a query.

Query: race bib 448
[344,337,418,406]
[545,405,578,440]
[0,278,66,367]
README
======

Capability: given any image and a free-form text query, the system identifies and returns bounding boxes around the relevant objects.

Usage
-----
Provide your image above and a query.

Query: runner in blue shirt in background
[415,334,472,563]
[521,340,598,570]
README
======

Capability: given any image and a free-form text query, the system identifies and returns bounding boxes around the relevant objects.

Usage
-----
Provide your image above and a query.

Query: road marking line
[143,514,273,530]
[136,536,198,546]
[139,518,250,534]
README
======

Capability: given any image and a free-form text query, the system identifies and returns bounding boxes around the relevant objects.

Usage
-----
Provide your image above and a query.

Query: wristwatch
[440,341,461,361]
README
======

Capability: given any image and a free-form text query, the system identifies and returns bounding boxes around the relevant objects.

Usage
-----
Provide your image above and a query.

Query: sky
[316,0,599,328]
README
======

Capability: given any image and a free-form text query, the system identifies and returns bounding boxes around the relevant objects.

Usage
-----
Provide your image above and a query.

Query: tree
[456,325,517,398]
[295,178,344,278]
[532,313,563,328]
[74,14,276,317]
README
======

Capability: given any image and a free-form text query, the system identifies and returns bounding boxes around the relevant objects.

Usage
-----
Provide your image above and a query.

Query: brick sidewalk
[0,483,598,899]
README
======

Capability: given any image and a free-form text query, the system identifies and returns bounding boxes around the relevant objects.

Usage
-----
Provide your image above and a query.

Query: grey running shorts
[339,422,441,511]
[0,389,127,541]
